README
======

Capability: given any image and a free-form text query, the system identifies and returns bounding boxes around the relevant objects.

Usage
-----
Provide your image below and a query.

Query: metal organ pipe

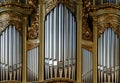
[45,4,76,80]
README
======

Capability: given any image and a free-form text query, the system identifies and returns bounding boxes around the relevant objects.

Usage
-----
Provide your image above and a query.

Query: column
[22,16,28,82]
[76,0,82,82]
[93,16,98,83]
[38,0,45,81]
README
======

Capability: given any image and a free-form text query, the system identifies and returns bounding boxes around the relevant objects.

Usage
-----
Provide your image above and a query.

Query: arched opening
[98,28,120,83]
[44,4,77,80]
[0,25,22,81]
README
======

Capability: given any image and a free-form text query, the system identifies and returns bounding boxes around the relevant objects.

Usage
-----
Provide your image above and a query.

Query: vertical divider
[22,16,28,82]
[93,16,98,83]
[76,0,82,82]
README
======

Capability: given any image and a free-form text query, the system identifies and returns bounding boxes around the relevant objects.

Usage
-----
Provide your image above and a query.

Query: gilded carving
[28,13,39,39]
[28,0,38,8]
[44,0,77,15]
[0,12,23,33]
[27,39,40,50]
[97,14,120,38]
[82,14,93,41]
[82,40,93,52]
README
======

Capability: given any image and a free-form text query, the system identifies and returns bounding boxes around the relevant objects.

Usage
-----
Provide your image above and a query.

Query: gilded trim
[97,14,120,38]
[0,12,23,33]
[27,39,40,51]
[44,0,77,16]
[28,13,39,39]
[82,40,93,52]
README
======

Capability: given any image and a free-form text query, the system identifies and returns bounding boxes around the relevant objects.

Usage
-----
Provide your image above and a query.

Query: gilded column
[93,16,98,83]
[76,0,82,83]
[38,0,45,81]
[22,16,28,82]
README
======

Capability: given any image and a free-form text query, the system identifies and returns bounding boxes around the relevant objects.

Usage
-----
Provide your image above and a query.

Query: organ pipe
[98,28,120,83]
[45,4,76,80]
[0,25,22,81]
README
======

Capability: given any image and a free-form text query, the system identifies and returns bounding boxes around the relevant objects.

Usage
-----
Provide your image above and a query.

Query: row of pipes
[0,25,22,81]
[98,28,120,83]
[82,48,93,83]
[27,47,39,82]
[44,4,76,80]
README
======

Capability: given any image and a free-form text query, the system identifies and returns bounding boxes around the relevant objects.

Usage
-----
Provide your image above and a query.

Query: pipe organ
[0,0,120,83]
[98,28,120,83]
[82,48,93,83]
[0,25,22,81]
[44,4,77,80]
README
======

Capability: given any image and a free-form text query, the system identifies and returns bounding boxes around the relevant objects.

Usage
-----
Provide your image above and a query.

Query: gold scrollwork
[97,14,120,38]
[27,39,40,51]
[82,14,93,41]
[28,13,39,39]
[28,0,38,8]
[44,0,77,16]
[82,40,93,52]
[0,12,23,33]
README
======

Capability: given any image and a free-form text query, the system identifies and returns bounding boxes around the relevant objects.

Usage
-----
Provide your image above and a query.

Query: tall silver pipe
[16,29,20,81]
[13,27,17,80]
[2,30,5,81]
[72,17,76,80]
[59,4,62,62]
[49,10,53,78]
[58,4,63,78]
[47,14,50,79]
[107,28,110,68]
[53,7,58,77]
[1,32,4,81]
[0,29,1,80]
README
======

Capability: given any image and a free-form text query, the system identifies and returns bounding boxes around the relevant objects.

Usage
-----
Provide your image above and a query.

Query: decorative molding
[44,0,77,16]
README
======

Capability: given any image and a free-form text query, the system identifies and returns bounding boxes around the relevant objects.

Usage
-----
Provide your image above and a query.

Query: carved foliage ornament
[28,0,38,8]
[45,0,77,15]
[0,12,23,33]
[97,14,120,38]
[82,14,93,41]
[28,13,39,39]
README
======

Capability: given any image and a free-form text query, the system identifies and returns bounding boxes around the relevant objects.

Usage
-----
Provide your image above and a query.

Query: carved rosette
[44,0,77,15]
[82,15,93,41]
[97,14,120,38]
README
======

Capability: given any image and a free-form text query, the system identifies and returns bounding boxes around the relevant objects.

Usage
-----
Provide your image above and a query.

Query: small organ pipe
[53,7,57,60]
[59,4,62,62]
[50,11,53,78]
